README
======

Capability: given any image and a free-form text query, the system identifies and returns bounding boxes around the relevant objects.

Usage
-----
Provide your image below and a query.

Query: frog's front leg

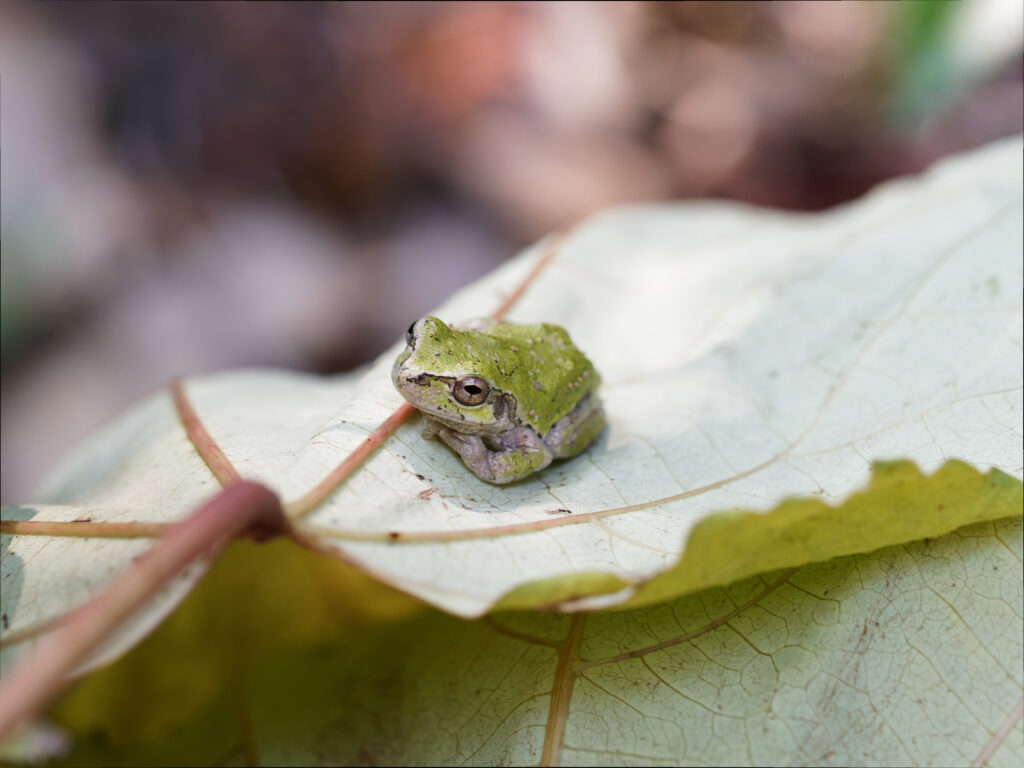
[427,422,552,484]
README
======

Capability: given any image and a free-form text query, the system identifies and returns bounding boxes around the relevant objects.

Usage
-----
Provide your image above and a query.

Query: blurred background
[2,0,1022,503]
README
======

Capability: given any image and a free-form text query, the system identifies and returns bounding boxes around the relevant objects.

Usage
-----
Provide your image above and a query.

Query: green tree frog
[392,316,605,484]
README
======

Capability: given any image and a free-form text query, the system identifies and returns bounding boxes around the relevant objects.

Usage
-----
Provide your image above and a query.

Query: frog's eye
[453,376,489,406]
[405,322,417,346]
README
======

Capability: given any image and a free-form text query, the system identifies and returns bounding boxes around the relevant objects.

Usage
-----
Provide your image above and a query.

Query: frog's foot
[432,424,552,484]
[431,425,484,458]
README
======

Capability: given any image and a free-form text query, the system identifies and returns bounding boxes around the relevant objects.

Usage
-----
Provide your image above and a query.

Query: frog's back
[482,321,600,434]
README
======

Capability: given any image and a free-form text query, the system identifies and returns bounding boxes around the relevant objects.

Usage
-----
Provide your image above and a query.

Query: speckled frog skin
[392,316,605,484]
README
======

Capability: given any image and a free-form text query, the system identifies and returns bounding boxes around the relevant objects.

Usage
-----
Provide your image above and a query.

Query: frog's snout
[391,355,409,390]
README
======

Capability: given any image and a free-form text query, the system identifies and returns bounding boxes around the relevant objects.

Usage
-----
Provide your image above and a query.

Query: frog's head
[392,316,517,434]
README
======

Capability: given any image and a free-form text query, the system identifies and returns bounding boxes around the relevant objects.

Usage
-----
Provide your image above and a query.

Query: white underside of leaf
[1,138,1021,661]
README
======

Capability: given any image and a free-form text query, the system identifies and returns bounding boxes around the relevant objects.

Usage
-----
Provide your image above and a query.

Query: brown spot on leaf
[418,488,437,500]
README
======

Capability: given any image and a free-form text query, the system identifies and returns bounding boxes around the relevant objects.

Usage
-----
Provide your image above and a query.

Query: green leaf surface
[2,139,1022,682]
[608,459,1022,611]
[49,515,1023,766]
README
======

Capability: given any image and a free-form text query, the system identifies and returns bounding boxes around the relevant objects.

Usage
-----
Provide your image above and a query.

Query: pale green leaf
[2,139,1022,678]
[612,458,1021,610]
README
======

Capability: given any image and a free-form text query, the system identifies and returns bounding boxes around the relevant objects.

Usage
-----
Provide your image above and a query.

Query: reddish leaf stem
[971,696,1024,767]
[540,614,586,767]
[283,402,417,519]
[490,229,568,321]
[0,481,283,741]
[171,378,242,486]
[0,520,169,539]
